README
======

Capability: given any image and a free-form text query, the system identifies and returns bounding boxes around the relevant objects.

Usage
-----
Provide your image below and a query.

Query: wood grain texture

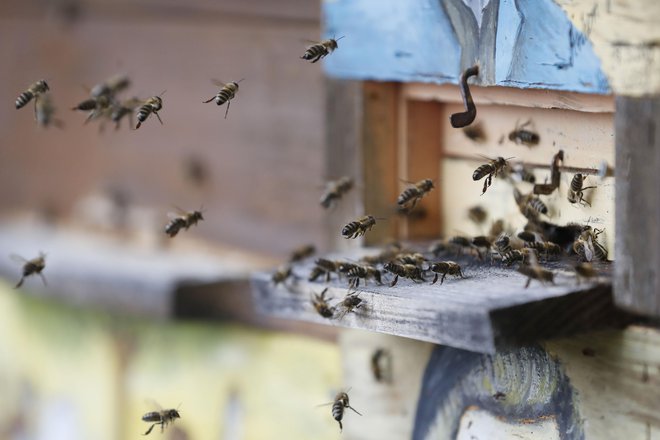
[323,0,609,94]
[251,247,621,354]
[614,96,660,317]
[556,0,660,96]
[361,81,400,245]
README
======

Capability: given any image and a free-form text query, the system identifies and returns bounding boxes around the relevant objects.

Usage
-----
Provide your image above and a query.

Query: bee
[462,123,486,142]
[508,119,540,147]
[325,391,362,432]
[517,258,555,288]
[72,95,112,124]
[394,252,426,267]
[575,262,597,285]
[309,258,342,282]
[35,93,63,128]
[164,208,204,237]
[320,176,354,209]
[501,249,525,266]
[397,179,435,212]
[11,252,47,289]
[135,95,164,129]
[346,265,382,288]
[527,241,562,260]
[360,243,402,265]
[383,262,425,286]
[336,291,364,318]
[15,79,50,115]
[468,205,487,225]
[448,236,476,257]
[203,79,243,119]
[429,261,464,285]
[517,231,537,244]
[514,188,548,220]
[493,234,513,256]
[312,288,335,318]
[472,156,513,195]
[568,173,597,206]
[428,240,448,257]
[142,407,181,436]
[371,348,392,383]
[472,235,493,261]
[289,244,316,263]
[301,36,344,63]
[510,163,536,184]
[110,97,142,130]
[580,227,608,261]
[341,215,377,239]
[272,265,293,286]
[90,74,130,99]
[489,219,505,238]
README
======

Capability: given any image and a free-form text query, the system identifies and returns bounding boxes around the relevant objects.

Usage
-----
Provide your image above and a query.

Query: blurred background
[0,0,345,438]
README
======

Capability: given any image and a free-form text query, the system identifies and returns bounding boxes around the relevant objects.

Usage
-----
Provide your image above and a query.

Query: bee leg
[143,424,156,436]
[431,273,438,284]
[524,277,532,288]
[224,100,231,119]
[203,96,215,103]
[481,178,488,195]
[135,120,142,129]
[154,111,164,125]
[441,273,447,285]
[33,98,38,121]
[337,420,343,431]
[14,277,24,289]
[38,273,48,287]
[390,275,398,287]
[311,53,323,63]
[459,268,465,278]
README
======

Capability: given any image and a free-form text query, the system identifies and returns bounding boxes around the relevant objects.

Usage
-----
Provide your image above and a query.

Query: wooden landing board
[251,248,623,354]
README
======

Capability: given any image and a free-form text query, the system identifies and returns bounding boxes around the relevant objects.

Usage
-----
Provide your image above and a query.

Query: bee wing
[211,79,227,87]
[144,398,163,411]
[168,205,188,217]
[476,154,494,161]
[315,402,334,408]
[301,38,321,44]
[9,254,27,264]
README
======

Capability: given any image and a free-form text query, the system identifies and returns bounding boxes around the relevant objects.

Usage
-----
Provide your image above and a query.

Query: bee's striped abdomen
[216,89,233,105]
[332,401,344,430]
[15,91,34,109]
[472,164,494,181]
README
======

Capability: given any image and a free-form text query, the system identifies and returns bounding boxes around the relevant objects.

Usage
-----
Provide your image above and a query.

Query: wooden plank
[323,0,609,94]
[251,246,622,354]
[324,79,364,252]
[401,100,443,239]
[614,96,660,317]
[362,81,400,245]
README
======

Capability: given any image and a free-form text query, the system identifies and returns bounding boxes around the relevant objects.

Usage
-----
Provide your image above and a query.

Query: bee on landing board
[336,291,364,319]
[397,178,435,213]
[346,265,382,289]
[301,36,344,63]
[318,390,362,432]
[472,156,513,195]
[429,261,464,285]
[383,262,425,286]
[203,79,243,119]
[135,94,164,129]
[15,79,50,118]
[164,207,204,238]
[141,407,180,436]
[272,265,294,286]
[11,252,47,289]
[320,176,354,209]
[312,288,335,318]
[516,253,555,288]
[341,215,377,239]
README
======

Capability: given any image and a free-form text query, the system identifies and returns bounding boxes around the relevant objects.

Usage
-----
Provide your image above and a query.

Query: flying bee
[135,94,164,129]
[312,288,335,318]
[568,173,597,206]
[110,97,142,130]
[346,265,382,288]
[371,348,392,383]
[142,407,181,436]
[397,178,435,213]
[11,252,47,289]
[508,119,540,147]
[510,163,536,184]
[320,176,354,209]
[318,391,362,432]
[203,79,243,119]
[15,79,50,116]
[164,207,204,237]
[301,36,344,63]
[289,244,316,263]
[72,94,113,124]
[383,262,425,286]
[90,74,130,99]
[429,261,464,285]
[472,156,513,195]
[336,291,364,319]
[468,205,487,225]
[35,93,63,128]
[517,256,555,288]
[342,215,377,239]
[463,123,486,142]
[514,188,548,220]
[272,265,293,286]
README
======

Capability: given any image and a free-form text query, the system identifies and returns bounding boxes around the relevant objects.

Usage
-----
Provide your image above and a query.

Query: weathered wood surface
[251,247,622,354]
[615,97,660,317]
[339,326,660,440]
[0,219,273,318]
[323,0,609,94]
[556,0,660,97]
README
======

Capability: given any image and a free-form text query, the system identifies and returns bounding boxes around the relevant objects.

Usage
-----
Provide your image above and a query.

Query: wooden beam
[251,246,626,354]
[362,82,400,245]
[615,96,660,317]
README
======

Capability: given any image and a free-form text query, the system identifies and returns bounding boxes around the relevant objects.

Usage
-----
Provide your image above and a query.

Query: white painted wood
[455,408,560,440]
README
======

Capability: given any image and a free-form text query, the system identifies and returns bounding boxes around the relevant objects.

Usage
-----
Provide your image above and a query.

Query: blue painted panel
[323,0,610,94]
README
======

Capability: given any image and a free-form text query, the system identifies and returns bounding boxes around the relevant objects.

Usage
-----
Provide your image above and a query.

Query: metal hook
[450,65,479,128]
